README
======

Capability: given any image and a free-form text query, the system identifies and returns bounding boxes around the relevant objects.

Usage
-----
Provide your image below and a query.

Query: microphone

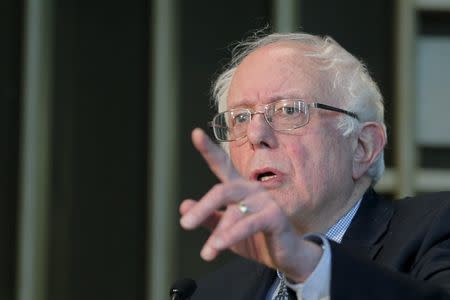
[169,278,197,300]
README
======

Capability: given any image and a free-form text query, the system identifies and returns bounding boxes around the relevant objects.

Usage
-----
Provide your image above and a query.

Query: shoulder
[392,191,450,223]
[348,190,450,257]
[383,191,450,256]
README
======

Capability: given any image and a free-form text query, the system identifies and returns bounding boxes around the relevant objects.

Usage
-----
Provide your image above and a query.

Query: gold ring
[238,202,250,215]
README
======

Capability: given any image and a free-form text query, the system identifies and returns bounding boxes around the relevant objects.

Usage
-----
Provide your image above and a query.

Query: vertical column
[16,0,53,299]
[272,0,300,32]
[147,0,179,299]
[394,0,417,197]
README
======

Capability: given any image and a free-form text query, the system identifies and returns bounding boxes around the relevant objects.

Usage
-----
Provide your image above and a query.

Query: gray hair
[212,32,386,184]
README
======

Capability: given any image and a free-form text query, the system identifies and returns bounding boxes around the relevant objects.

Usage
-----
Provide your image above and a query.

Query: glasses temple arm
[312,103,359,121]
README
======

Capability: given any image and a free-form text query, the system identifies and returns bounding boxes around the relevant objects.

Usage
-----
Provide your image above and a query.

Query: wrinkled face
[227,42,357,232]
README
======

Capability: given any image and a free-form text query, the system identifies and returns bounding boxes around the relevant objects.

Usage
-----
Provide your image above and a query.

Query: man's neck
[313,178,372,234]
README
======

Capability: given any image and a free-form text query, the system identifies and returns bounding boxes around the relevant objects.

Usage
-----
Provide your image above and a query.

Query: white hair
[212,32,386,184]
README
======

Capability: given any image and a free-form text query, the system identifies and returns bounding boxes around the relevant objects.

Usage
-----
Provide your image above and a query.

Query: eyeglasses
[209,99,359,142]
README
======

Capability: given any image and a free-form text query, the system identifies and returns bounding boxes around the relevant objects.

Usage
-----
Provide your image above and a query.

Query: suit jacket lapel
[341,189,394,260]
[241,263,276,300]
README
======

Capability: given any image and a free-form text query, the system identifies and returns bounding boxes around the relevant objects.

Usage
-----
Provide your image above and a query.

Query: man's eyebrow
[228,93,313,109]
[268,93,311,101]
[228,99,253,109]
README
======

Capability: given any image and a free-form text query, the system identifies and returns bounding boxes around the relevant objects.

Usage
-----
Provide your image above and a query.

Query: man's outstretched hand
[179,128,323,283]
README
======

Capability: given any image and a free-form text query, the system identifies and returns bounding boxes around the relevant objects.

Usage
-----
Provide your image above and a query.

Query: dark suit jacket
[190,190,450,299]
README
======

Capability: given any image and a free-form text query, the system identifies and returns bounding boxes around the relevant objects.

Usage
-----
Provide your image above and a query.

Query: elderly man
[179,32,450,299]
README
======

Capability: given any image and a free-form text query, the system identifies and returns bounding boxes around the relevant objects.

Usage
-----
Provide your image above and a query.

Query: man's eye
[279,106,299,115]
[234,113,250,124]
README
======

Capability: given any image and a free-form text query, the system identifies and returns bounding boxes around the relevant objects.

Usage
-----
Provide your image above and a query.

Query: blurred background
[1,0,450,299]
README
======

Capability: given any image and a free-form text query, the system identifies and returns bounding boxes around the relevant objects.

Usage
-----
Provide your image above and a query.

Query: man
[179,32,450,299]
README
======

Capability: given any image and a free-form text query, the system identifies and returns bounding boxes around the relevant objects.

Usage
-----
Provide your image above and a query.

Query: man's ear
[352,122,387,180]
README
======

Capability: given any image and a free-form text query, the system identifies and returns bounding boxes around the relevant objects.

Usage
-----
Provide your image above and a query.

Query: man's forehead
[227,42,329,108]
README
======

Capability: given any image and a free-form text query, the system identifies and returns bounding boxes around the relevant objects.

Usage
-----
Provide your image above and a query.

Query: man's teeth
[260,174,276,182]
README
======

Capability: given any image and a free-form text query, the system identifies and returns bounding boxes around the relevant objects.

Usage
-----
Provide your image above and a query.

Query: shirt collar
[325,199,362,243]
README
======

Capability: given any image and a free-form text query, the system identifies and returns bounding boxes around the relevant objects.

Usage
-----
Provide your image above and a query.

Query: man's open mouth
[257,172,277,182]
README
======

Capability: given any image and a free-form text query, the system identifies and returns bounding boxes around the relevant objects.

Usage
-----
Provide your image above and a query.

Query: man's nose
[246,112,275,147]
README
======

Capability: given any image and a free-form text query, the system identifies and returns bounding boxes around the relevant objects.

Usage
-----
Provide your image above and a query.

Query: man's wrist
[285,234,332,299]
[285,235,325,283]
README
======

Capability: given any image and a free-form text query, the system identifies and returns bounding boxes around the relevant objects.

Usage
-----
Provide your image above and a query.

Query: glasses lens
[267,100,308,130]
[212,113,229,141]
[212,110,250,141]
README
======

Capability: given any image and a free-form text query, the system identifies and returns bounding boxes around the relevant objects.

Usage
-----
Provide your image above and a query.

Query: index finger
[192,128,240,182]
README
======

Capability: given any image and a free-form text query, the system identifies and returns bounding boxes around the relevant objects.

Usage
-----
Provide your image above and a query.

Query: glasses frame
[208,99,360,142]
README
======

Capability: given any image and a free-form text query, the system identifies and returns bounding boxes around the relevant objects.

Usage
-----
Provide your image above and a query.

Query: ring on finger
[238,201,250,215]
